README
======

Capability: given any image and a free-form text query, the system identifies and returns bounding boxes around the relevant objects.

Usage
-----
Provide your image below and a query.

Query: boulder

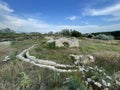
[113,71,120,86]
[46,37,79,48]
[70,54,95,65]
[55,40,64,47]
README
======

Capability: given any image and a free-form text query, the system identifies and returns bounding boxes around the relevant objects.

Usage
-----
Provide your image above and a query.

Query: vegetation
[0,28,42,41]
[60,29,82,37]
[0,28,120,90]
[92,34,114,40]
[30,38,120,72]
[85,30,120,40]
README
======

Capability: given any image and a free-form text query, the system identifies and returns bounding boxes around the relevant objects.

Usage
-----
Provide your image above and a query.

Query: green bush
[92,34,114,40]
[67,79,80,90]
[71,30,82,37]
[20,72,32,89]
[44,41,56,49]
[60,29,71,36]
[60,29,82,37]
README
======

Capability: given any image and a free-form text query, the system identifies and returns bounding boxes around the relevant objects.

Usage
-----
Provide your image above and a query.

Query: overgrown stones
[113,71,120,86]
[70,54,95,65]
[46,37,79,48]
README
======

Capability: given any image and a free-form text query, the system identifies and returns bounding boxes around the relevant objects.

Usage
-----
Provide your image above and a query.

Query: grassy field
[30,38,120,74]
[0,37,120,90]
[79,39,120,54]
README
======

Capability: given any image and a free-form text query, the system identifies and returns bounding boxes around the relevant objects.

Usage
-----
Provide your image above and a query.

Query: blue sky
[0,0,120,33]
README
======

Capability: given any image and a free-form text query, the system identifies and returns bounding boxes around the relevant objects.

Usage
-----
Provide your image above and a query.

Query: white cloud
[86,3,120,16]
[0,1,120,33]
[0,1,13,14]
[106,16,120,21]
[84,3,120,22]
[66,16,77,21]
[0,15,51,33]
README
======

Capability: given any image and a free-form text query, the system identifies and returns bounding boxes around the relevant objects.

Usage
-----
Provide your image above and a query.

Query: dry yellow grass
[0,42,13,61]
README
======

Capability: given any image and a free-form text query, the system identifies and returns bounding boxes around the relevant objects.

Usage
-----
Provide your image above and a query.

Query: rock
[87,55,95,62]
[106,76,112,80]
[113,71,120,80]
[69,38,79,48]
[46,39,55,43]
[102,79,107,86]
[70,54,95,65]
[45,36,54,40]
[94,82,102,87]
[55,40,64,47]
[46,37,79,48]
[113,71,120,86]
[81,55,95,64]
[2,56,11,62]
[87,78,92,83]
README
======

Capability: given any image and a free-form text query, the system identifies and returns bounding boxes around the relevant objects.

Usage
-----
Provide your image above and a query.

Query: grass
[0,37,120,90]
[0,43,12,61]
[29,38,120,85]
[79,39,120,54]
[30,44,81,65]
[0,38,86,90]
[0,59,85,90]
[92,51,120,74]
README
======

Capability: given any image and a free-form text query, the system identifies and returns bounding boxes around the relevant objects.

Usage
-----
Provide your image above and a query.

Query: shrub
[92,34,114,40]
[60,29,82,37]
[64,77,89,90]
[60,29,71,36]
[71,30,82,37]
[20,72,32,89]
[43,41,56,49]
[93,51,120,74]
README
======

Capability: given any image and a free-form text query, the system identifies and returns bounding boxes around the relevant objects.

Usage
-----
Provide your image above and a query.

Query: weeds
[20,72,32,89]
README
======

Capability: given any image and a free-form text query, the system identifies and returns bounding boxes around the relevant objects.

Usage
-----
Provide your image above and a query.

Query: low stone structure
[16,45,77,73]
[47,37,79,48]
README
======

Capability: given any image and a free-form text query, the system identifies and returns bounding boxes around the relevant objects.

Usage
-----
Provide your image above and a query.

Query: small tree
[60,29,82,37]
[71,30,82,37]
[60,29,71,36]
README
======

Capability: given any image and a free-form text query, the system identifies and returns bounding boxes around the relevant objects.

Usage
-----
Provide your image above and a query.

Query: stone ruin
[70,54,95,65]
[46,37,79,48]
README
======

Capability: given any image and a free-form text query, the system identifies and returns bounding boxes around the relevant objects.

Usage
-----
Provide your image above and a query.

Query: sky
[0,0,120,33]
